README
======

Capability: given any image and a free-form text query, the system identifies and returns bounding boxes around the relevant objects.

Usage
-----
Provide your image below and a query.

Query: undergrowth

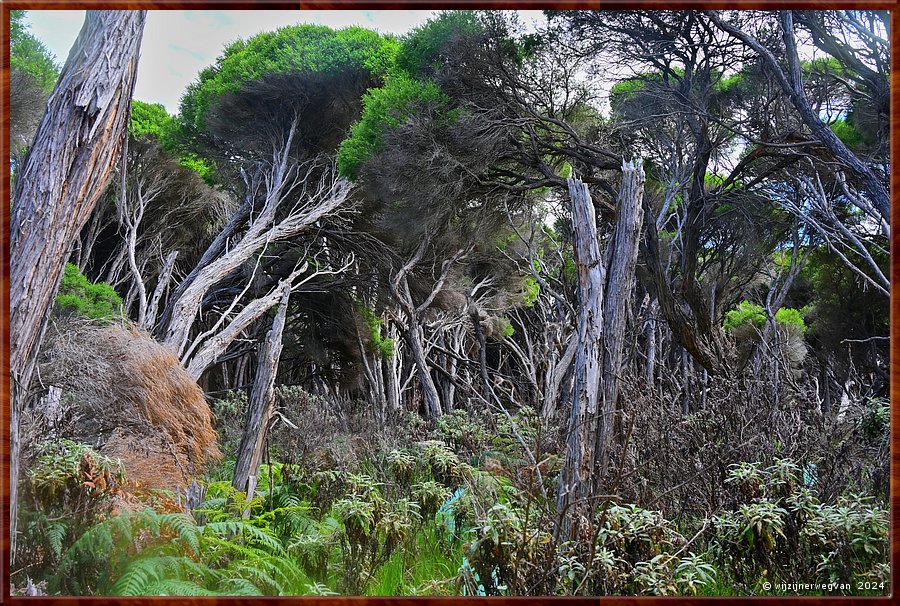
[14,403,889,596]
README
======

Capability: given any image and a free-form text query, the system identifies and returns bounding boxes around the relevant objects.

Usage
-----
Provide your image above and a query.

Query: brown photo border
[0,0,896,603]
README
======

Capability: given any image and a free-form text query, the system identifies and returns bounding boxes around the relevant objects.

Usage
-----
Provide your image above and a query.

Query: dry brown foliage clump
[35,318,221,492]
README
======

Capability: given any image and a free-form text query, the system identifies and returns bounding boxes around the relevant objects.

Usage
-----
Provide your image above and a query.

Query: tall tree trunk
[557,176,606,532]
[8,10,146,561]
[405,324,442,419]
[595,161,645,484]
[558,163,645,533]
[384,323,402,418]
[232,285,291,500]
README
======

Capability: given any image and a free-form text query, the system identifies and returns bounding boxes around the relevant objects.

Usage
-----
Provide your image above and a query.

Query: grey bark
[405,323,442,419]
[557,176,606,527]
[158,122,351,358]
[558,162,646,531]
[9,10,146,561]
[389,239,463,420]
[232,285,291,499]
[595,161,645,481]
[541,335,577,420]
[143,250,179,333]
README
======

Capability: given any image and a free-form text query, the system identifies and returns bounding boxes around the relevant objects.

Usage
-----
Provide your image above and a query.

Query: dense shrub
[55,263,123,320]
[724,300,806,334]
[712,459,889,592]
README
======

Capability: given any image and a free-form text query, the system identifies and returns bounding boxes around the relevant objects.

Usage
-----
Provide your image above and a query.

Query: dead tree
[183,253,353,380]
[558,162,645,534]
[232,284,291,500]
[9,10,146,560]
[598,161,646,477]
[156,116,351,360]
[389,236,464,419]
[117,145,177,328]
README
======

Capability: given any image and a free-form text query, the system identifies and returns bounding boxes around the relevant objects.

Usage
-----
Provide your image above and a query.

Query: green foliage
[130,101,173,141]
[712,459,888,592]
[358,305,395,359]
[52,504,316,596]
[366,527,457,596]
[773,307,805,333]
[797,248,888,353]
[30,439,125,502]
[129,101,217,184]
[182,24,399,129]
[521,276,540,307]
[801,57,843,77]
[497,316,515,338]
[723,301,806,335]
[10,10,59,91]
[55,263,123,320]
[17,440,127,585]
[609,77,646,105]
[829,119,865,149]
[337,74,452,179]
[177,153,217,185]
[609,68,685,114]
[713,71,746,96]
[395,11,483,77]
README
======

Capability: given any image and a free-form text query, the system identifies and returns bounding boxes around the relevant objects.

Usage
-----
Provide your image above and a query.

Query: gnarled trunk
[9,10,146,561]
[558,162,645,533]
[232,285,291,500]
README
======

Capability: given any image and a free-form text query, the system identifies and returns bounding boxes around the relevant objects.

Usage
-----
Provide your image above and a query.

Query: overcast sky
[24,10,461,113]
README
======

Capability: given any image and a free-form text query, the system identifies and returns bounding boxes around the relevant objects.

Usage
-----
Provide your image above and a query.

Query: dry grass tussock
[35,317,221,491]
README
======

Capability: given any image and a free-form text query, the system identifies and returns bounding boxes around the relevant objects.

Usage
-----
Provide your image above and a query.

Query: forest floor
[13,386,890,597]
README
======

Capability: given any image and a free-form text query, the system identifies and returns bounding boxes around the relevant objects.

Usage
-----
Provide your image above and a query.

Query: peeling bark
[558,162,646,532]
[232,285,291,499]
[9,10,146,561]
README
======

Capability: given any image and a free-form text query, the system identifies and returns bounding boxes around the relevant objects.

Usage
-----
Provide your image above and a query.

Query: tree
[155,120,353,377]
[706,10,889,233]
[557,164,645,535]
[9,9,147,561]
[232,285,291,501]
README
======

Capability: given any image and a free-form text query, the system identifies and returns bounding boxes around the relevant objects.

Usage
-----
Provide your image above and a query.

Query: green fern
[204,520,287,557]
[46,520,67,558]
[219,577,265,596]
[142,579,223,596]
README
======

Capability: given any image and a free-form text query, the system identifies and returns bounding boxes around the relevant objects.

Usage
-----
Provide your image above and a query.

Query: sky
[23,10,476,114]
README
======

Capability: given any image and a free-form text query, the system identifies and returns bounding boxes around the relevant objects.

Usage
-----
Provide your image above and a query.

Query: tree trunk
[384,323,402,418]
[405,324,442,419]
[9,10,146,561]
[558,163,645,531]
[595,160,645,484]
[157,131,350,357]
[232,285,291,500]
[557,176,606,530]
[142,250,179,333]
[542,336,577,420]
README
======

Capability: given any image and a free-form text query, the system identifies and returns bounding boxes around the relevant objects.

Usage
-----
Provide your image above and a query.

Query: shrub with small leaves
[55,264,124,320]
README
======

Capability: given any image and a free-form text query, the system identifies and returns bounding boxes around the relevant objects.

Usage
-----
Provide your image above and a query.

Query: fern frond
[142,579,221,596]
[219,576,265,596]
[57,513,134,578]
[111,557,164,596]
[204,520,286,557]
[157,512,201,555]
[47,520,67,558]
